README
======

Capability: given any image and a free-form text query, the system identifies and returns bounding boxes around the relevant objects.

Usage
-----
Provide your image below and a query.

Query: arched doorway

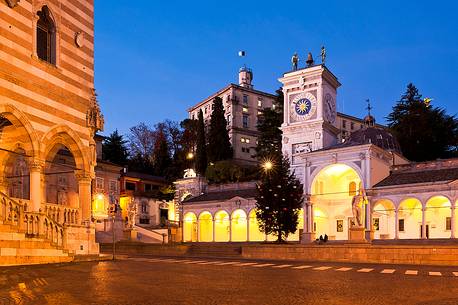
[398,198,422,239]
[198,211,213,242]
[44,144,79,208]
[214,210,230,242]
[372,199,396,239]
[425,196,451,239]
[311,164,362,240]
[231,209,247,242]
[183,212,197,242]
[248,209,265,241]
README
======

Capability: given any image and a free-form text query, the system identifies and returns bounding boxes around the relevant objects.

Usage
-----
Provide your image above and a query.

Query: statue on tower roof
[291,52,299,71]
[306,52,314,67]
[321,46,326,65]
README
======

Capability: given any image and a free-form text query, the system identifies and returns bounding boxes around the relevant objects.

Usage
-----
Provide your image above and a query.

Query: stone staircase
[0,192,73,266]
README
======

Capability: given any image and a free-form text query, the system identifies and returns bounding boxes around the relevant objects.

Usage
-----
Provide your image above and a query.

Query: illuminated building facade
[179,55,458,243]
[0,0,102,260]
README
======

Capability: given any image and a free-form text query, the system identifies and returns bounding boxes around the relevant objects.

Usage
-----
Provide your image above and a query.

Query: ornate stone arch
[308,162,363,195]
[40,125,89,173]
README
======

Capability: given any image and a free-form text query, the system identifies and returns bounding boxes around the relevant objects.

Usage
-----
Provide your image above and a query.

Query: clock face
[290,92,317,122]
[324,93,336,124]
[295,98,312,116]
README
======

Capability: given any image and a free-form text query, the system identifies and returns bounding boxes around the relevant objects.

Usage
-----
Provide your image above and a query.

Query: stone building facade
[0,0,102,258]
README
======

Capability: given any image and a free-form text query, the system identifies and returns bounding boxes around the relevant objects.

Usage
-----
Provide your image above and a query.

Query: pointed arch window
[36,6,56,65]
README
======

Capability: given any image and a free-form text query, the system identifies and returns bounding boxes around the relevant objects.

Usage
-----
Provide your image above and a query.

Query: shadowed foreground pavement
[1,256,458,305]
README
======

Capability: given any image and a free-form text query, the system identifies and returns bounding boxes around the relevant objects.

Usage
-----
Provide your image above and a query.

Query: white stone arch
[214,210,230,242]
[183,211,197,242]
[424,195,452,239]
[197,211,213,242]
[231,209,248,242]
[372,198,396,239]
[308,162,364,195]
[397,197,423,239]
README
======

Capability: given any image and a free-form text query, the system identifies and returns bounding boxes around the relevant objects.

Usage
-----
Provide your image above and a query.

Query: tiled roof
[183,188,258,204]
[374,168,458,187]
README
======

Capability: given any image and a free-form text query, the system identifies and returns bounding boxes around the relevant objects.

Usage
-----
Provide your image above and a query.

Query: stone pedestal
[365,229,374,242]
[348,227,367,243]
[300,232,316,244]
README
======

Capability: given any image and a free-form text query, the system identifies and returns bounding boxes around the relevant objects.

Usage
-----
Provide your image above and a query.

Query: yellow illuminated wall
[92,193,107,218]
[198,212,213,242]
[214,210,230,242]
[425,196,451,239]
[183,212,197,242]
[248,209,265,241]
[372,199,396,239]
[231,209,247,242]
[287,209,304,241]
[398,198,422,239]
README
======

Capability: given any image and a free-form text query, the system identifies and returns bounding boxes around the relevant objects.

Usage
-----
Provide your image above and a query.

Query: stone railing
[0,192,67,249]
[43,203,79,225]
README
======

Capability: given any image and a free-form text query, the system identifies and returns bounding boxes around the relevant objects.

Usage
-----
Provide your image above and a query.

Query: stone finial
[86,88,104,134]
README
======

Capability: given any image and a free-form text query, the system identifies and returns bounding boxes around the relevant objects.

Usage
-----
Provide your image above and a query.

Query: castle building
[0,0,102,263]
[177,54,458,243]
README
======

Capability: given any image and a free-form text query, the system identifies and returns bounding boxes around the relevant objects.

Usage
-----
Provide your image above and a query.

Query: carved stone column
[29,158,44,212]
[365,196,373,241]
[421,206,427,239]
[395,209,399,240]
[451,205,455,239]
[76,171,92,225]
[301,194,315,243]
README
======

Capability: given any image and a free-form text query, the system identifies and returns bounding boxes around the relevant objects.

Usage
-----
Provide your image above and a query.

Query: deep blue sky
[94,1,458,136]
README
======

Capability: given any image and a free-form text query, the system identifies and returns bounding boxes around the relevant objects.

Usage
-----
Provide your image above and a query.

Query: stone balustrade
[0,192,67,249]
[43,203,79,225]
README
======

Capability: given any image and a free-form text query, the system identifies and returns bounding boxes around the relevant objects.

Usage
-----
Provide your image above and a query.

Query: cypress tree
[195,110,207,175]
[207,97,232,162]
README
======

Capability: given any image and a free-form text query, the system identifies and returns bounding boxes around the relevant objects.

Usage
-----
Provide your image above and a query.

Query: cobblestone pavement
[1,256,458,305]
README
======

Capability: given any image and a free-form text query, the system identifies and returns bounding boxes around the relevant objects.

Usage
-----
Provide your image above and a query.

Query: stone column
[451,206,455,239]
[301,195,315,243]
[212,218,216,242]
[196,219,200,242]
[76,171,92,225]
[228,216,232,242]
[29,159,43,212]
[421,207,427,239]
[365,196,373,241]
[395,209,399,239]
[246,214,250,242]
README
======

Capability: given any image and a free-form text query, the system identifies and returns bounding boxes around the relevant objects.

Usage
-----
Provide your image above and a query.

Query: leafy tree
[102,130,128,165]
[255,156,304,242]
[205,161,258,184]
[195,110,207,175]
[207,97,232,162]
[128,122,155,161]
[387,83,458,161]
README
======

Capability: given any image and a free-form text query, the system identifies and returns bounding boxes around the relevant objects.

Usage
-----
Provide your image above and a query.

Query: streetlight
[186,152,194,160]
[263,160,273,172]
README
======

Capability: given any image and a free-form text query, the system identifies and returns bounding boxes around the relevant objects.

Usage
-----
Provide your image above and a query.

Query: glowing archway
[214,210,230,242]
[398,198,422,239]
[248,209,265,241]
[372,199,396,239]
[311,164,362,240]
[183,212,197,242]
[231,209,247,242]
[425,196,451,239]
[198,212,213,242]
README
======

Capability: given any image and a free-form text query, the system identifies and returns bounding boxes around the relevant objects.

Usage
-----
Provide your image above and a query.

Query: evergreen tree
[255,156,304,242]
[153,128,172,177]
[195,110,207,175]
[102,130,128,165]
[207,97,232,162]
[256,104,283,161]
[387,83,458,161]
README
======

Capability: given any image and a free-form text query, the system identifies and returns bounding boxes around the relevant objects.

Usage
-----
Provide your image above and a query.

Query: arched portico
[372,199,396,239]
[248,209,265,241]
[398,198,422,239]
[183,212,197,242]
[198,211,213,242]
[231,209,247,242]
[425,196,452,239]
[310,163,362,240]
[214,210,230,242]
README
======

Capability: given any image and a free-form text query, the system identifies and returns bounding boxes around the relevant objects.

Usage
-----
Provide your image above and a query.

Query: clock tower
[279,55,341,161]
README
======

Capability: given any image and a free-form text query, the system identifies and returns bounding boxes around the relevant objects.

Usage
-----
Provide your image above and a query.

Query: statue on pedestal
[351,188,366,228]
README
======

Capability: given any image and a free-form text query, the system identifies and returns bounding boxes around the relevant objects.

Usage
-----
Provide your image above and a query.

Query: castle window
[242,115,249,128]
[36,6,56,65]
[243,95,248,105]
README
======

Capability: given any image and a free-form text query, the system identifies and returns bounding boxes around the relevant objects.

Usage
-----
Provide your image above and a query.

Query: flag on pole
[238,51,246,57]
